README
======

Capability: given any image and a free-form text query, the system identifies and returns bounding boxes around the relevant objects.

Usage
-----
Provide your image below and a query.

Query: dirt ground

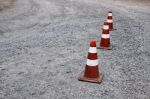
[0,0,150,99]
[0,0,15,10]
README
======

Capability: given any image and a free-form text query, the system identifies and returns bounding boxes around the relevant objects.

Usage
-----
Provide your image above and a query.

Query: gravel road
[0,0,150,99]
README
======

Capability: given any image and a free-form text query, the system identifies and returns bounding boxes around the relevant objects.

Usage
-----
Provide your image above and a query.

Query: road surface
[0,0,150,99]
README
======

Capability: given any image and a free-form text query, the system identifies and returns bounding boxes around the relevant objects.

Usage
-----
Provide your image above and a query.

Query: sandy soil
[0,0,150,99]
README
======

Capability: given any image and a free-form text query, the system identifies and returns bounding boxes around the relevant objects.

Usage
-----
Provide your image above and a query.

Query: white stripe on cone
[102,34,110,38]
[86,59,98,66]
[89,47,97,53]
[108,13,112,16]
[103,25,109,30]
[107,19,113,23]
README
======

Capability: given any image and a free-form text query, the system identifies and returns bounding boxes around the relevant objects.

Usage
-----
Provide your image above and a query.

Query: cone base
[97,46,112,50]
[101,28,117,31]
[78,72,103,84]
[109,28,117,31]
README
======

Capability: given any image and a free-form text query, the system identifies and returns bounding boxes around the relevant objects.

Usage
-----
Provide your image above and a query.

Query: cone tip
[108,11,112,13]
[90,41,96,47]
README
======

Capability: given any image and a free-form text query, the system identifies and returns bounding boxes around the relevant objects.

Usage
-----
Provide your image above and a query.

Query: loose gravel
[0,0,150,99]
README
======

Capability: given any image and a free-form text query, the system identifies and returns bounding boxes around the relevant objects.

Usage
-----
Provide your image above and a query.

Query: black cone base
[109,28,117,31]
[97,46,112,50]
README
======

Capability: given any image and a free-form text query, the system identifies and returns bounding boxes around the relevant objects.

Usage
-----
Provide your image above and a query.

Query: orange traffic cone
[78,41,103,84]
[107,11,116,31]
[98,22,112,50]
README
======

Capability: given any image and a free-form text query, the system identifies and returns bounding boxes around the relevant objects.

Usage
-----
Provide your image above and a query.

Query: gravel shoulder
[0,0,150,99]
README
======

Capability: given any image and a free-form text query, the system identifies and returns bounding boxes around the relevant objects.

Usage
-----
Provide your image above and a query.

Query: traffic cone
[108,11,113,19]
[107,11,116,31]
[78,41,103,84]
[102,21,109,30]
[98,22,112,50]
